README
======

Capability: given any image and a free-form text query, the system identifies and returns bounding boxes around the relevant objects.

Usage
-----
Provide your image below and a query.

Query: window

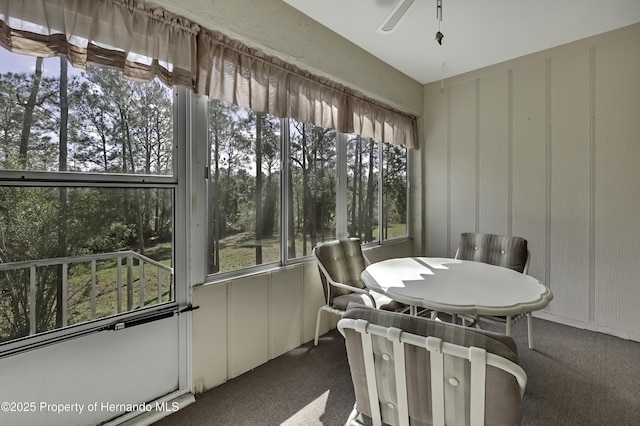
[207,100,281,274]
[347,135,379,244]
[0,51,175,344]
[0,50,409,333]
[206,101,409,278]
[383,143,408,240]
[287,120,337,259]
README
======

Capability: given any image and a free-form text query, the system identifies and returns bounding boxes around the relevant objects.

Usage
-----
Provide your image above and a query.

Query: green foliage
[0,55,175,341]
[0,52,409,339]
[383,143,408,227]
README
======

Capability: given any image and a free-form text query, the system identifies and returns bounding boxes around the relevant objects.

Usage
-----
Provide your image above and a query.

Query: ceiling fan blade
[377,0,416,33]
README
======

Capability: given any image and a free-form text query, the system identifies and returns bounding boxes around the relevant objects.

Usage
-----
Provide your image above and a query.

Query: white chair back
[338,308,526,426]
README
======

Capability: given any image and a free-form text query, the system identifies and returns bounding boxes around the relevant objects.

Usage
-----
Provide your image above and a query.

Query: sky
[0,47,83,77]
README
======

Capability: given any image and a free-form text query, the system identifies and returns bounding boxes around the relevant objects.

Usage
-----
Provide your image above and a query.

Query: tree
[0,57,176,340]
[0,73,27,167]
[208,100,252,272]
[56,57,69,328]
[289,121,336,256]
[364,138,377,242]
[244,111,280,265]
[18,57,43,167]
[383,143,407,239]
[347,136,378,242]
[257,115,280,240]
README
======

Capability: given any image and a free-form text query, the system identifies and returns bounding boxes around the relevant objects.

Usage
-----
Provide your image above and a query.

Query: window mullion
[378,140,384,244]
[281,117,290,265]
[336,132,348,240]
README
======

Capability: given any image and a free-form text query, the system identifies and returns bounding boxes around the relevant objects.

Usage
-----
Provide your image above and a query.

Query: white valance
[197,29,418,148]
[0,0,199,88]
[0,0,418,147]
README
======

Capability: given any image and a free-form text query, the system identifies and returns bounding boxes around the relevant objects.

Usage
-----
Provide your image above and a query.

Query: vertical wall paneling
[549,49,591,321]
[589,47,597,323]
[447,86,452,255]
[303,261,327,343]
[594,32,640,333]
[423,24,640,341]
[269,266,303,358]
[507,70,513,236]
[227,274,269,378]
[478,72,510,235]
[409,144,424,255]
[545,59,552,290]
[192,283,228,391]
[189,239,415,393]
[424,84,450,256]
[475,79,481,232]
[511,62,547,281]
[448,79,478,255]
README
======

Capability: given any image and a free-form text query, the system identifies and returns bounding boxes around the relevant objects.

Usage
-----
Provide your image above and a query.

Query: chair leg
[505,315,512,336]
[345,403,359,425]
[314,307,324,346]
[527,312,534,349]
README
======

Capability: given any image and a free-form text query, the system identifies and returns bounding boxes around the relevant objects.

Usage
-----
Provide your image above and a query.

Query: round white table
[361,257,553,347]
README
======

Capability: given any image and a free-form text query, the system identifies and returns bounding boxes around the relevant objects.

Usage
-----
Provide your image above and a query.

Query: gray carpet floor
[154,318,640,425]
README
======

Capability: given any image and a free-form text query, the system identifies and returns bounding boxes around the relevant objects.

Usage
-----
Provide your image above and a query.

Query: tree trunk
[119,104,145,255]
[19,56,43,167]
[56,58,69,328]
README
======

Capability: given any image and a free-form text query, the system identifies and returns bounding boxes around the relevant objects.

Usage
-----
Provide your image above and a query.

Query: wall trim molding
[533,312,640,344]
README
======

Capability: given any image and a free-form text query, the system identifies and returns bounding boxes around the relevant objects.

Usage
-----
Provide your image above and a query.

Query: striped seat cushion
[315,239,368,303]
[332,292,405,312]
[457,233,528,273]
[343,306,522,425]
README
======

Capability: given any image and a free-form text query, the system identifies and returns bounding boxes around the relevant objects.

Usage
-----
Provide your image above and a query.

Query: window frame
[0,63,184,352]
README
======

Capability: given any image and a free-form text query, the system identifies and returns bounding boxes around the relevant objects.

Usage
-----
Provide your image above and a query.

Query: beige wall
[191,239,414,393]
[422,23,640,342]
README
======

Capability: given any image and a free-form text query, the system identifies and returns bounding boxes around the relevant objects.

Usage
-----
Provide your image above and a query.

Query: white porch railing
[0,251,173,336]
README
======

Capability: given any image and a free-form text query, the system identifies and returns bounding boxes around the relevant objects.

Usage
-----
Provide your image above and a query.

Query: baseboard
[533,312,640,343]
[104,391,196,426]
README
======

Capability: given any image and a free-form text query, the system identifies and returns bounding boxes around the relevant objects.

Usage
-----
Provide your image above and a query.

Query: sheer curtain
[0,0,199,88]
[196,29,418,148]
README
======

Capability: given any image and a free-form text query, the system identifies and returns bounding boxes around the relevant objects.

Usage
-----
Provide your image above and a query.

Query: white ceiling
[282,0,640,84]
